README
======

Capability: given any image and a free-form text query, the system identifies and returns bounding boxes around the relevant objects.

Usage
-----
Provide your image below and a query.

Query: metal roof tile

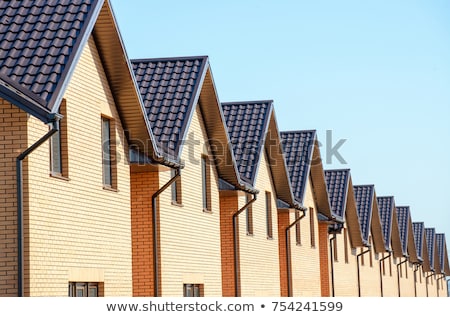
[377,196,395,251]
[132,56,208,160]
[324,169,350,219]
[353,185,374,244]
[396,206,410,256]
[0,0,103,122]
[280,130,316,203]
[412,222,425,261]
[221,101,273,186]
[425,228,436,270]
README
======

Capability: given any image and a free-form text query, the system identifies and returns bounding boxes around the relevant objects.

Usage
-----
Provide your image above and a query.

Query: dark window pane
[101,118,112,186]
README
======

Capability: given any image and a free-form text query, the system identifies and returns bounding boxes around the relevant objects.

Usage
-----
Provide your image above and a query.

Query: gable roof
[353,185,385,253]
[412,222,431,271]
[132,56,208,161]
[377,196,403,257]
[0,0,159,159]
[324,169,364,247]
[131,56,248,189]
[221,101,298,206]
[395,206,418,262]
[221,101,272,186]
[0,0,104,123]
[425,228,437,272]
[281,130,332,218]
[436,233,450,275]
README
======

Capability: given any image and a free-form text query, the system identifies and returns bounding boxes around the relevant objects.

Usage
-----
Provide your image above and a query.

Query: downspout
[152,168,181,297]
[379,252,392,297]
[436,274,446,297]
[413,263,421,297]
[425,272,435,297]
[233,193,257,297]
[329,233,336,297]
[16,113,62,297]
[357,247,371,297]
[396,257,408,297]
[285,208,306,297]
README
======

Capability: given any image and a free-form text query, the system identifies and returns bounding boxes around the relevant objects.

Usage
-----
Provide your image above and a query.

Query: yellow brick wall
[378,254,400,296]
[398,261,415,297]
[289,177,322,296]
[414,266,427,297]
[237,152,281,296]
[0,100,28,296]
[332,226,359,296]
[24,36,132,296]
[359,237,382,296]
[157,106,223,296]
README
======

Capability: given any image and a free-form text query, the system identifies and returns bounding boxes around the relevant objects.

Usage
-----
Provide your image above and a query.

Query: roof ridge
[131,55,209,63]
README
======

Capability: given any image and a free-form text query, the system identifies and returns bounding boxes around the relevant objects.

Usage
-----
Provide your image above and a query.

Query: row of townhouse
[0,0,449,297]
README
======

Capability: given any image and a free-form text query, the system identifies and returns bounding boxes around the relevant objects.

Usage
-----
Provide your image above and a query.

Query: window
[68,282,100,297]
[183,284,203,297]
[265,192,273,239]
[245,193,253,235]
[171,169,182,205]
[201,156,211,212]
[101,117,116,188]
[344,229,349,263]
[333,237,338,262]
[295,211,301,245]
[309,207,315,247]
[50,100,68,177]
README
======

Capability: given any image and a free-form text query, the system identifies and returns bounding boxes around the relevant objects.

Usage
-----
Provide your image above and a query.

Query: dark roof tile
[132,56,208,160]
[425,228,436,270]
[436,233,446,274]
[221,101,273,185]
[0,0,102,121]
[412,222,425,262]
[396,206,410,256]
[280,130,316,203]
[324,169,350,220]
[353,185,374,244]
[377,196,395,251]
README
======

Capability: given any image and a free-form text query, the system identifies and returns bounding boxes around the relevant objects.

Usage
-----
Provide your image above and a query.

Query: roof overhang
[93,0,160,162]
[345,178,365,248]
[370,190,386,253]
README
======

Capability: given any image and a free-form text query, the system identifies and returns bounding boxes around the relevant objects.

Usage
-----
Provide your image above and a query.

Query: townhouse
[0,0,156,296]
[0,0,449,297]
[376,196,404,296]
[412,222,432,296]
[130,56,263,297]
[280,130,334,296]
[219,101,300,296]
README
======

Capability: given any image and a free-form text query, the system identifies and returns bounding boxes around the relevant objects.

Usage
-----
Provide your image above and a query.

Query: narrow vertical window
[101,117,116,188]
[265,192,273,239]
[344,228,349,263]
[333,237,338,262]
[389,256,392,276]
[171,169,182,205]
[201,156,211,212]
[246,193,253,235]
[309,207,315,247]
[50,100,68,177]
[404,261,408,279]
[50,128,62,174]
[295,211,301,245]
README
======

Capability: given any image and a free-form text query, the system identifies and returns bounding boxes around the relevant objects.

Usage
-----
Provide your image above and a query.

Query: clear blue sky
[110,0,450,243]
